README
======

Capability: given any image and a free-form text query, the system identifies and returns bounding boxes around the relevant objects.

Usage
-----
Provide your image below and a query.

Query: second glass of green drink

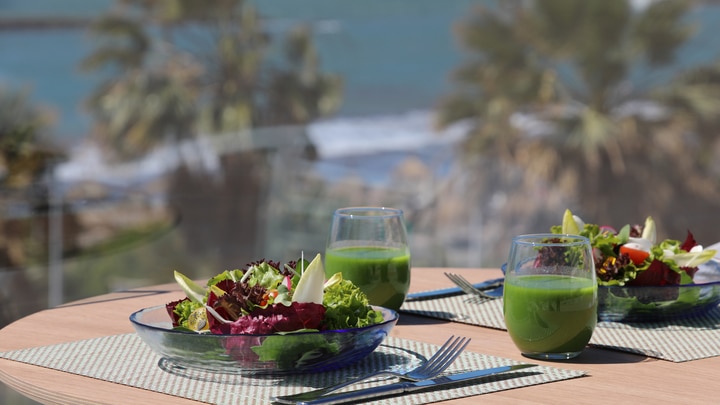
[325,207,411,311]
[503,233,598,360]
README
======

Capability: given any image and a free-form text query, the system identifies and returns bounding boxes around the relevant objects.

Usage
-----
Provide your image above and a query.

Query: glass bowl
[597,261,720,322]
[130,305,398,375]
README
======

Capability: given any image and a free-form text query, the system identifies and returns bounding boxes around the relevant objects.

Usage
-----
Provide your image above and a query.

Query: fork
[270,335,470,404]
[444,272,500,300]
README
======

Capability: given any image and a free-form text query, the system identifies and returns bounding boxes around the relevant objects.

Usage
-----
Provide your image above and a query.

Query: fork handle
[271,371,394,404]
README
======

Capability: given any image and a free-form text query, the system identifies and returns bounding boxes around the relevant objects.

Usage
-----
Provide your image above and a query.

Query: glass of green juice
[503,233,597,360]
[325,207,411,311]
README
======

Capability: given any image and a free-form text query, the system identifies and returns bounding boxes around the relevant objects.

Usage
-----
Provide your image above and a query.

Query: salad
[551,209,716,287]
[166,253,384,335]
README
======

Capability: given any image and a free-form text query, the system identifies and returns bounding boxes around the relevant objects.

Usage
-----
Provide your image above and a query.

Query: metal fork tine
[411,335,458,373]
[455,275,477,292]
[444,272,496,299]
[422,337,469,375]
[416,336,466,375]
[454,276,474,292]
[421,343,458,375]
[443,273,457,284]
[444,273,474,295]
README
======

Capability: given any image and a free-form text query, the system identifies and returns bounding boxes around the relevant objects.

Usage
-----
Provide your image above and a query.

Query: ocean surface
[3,0,720,182]
[0,0,476,141]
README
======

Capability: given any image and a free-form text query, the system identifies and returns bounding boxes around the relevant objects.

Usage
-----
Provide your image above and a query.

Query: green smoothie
[503,274,597,356]
[325,246,411,310]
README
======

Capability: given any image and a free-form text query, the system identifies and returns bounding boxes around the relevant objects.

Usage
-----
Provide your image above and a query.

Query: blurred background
[3,0,720,402]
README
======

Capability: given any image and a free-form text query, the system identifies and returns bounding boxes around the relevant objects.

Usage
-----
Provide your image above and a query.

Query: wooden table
[0,267,716,404]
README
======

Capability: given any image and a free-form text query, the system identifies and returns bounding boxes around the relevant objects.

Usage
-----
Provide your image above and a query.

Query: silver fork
[444,272,500,300]
[270,335,470,404]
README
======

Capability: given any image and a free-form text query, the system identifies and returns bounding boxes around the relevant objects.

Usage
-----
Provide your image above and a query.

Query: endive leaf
[174,270,207,304]
[562,209,580,235]
[292,253,325,304]
[673,249,717,268]
[642,216,657,244]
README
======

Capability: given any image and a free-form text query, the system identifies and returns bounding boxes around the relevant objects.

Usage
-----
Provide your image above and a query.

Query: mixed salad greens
[166,253,384,335]
[551,209,716,287]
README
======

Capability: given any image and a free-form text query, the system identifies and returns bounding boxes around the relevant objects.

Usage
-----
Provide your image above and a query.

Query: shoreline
[0,17,92,31]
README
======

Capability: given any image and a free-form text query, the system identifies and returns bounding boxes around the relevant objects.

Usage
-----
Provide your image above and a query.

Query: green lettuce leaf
[246,262,285,289]
[172,299,204,330]
[251,333,341,369]
[322,273,384,330]
[206,269,244,287]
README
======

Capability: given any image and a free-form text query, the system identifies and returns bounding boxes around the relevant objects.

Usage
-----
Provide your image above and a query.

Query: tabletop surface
[0,267,717,405]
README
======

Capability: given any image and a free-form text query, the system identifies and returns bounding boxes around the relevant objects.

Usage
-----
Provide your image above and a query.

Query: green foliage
[433,0,720,261]
[633,0,693,65]
[439,0,693,144]
[81,0,343,160]
[79,15,150,71]
[0,87,60,187]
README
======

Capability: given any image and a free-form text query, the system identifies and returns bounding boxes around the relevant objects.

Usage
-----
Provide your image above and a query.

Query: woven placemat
[0,334,585,404]
[401,295,720,362]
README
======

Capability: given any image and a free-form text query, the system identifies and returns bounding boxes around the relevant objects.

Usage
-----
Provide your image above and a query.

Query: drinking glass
[325,207,411,310]
[503,234,597,360]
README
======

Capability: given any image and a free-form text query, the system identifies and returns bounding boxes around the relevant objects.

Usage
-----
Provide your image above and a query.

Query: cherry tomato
[619,244,650,265]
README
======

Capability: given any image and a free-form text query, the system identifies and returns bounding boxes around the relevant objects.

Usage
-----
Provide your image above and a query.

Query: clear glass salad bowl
[597,261,720,322]
[130,304,398,375]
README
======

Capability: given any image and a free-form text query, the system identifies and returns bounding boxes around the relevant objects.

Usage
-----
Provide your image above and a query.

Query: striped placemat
[0,334,585,405]
[400,295,720,362]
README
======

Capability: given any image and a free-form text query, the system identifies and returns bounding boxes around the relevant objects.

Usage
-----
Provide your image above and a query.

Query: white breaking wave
[307,109,469,159]
[56,109,469,185]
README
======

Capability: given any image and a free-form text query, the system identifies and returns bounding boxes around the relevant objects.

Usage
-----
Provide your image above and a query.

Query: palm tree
[436,0,720,246]
[80,8,199,161]
[80,0,343,267]
[0,87,84,316]
[0,87,60,188]
[264,25,343,126]
[81,0,342,156]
